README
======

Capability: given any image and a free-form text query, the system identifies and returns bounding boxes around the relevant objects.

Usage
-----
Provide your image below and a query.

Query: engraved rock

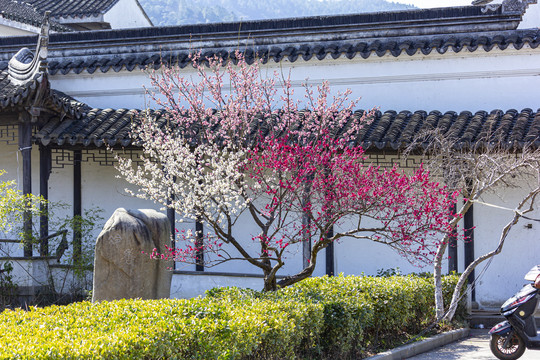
[92,208,172,302]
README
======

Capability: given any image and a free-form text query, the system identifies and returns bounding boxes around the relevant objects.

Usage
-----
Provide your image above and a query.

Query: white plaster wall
[47,152,167,251]
[0,259,49,288]
[170,273,267,298]
[333,201,439,277]
[202,195,324,277]
[335,237,434,276]
[0,142,39,193]
[50,267,92,294]
[519,3,540,29]
[0,22,37,37]
[470,182,540,309]
[104,0,152,29]
[50,48,540,113]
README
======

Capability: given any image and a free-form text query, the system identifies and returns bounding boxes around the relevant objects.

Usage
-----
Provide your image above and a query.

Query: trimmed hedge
[0,274,464,359]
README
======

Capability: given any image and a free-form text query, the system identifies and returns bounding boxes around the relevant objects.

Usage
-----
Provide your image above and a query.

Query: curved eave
[0,71,42,110]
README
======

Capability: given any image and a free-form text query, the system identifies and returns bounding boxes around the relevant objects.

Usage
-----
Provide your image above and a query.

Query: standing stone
[92,208,173,302]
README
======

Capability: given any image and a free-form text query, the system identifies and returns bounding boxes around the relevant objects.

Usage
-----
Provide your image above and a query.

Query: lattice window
[50,148,425,171]
[51,148,144,168]
[83,149,144,167]
[364,153,424,169]
[51,149,74,169]
[0,125,18,145]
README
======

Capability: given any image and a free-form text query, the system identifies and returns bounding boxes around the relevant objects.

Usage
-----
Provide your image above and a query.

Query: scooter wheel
[490,333,526,360]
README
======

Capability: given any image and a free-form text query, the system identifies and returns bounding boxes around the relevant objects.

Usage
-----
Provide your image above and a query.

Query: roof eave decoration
[502,0,537,13]
[8,11,49,86]
[1,12,88,119]
[476,0,538,13]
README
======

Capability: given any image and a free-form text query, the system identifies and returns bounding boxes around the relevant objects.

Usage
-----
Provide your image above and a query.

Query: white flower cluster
[117,117,249,227]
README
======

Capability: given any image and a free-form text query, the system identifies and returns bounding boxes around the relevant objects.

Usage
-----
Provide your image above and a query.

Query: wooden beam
[73,150,82,263]
[195,219,204,272]
[326,227,334,276]
[19,120,33,257]
[39,145,52,256]
[448,203,458,274]
[0,112,19,124]
[166,202,176,271]
[464,203,475,301]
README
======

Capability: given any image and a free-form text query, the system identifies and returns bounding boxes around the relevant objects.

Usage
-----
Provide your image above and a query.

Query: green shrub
[0,274,464,359]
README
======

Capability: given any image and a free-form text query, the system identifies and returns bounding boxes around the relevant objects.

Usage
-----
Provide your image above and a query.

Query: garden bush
[0,274,464,359]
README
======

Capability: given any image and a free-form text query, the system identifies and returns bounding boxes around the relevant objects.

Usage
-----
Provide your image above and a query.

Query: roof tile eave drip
[34,107,540,151]
[9,27,535,76]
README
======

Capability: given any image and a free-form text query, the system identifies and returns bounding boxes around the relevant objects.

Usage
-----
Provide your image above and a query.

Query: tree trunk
[434,239,448,320]
[264,272,278,291]
[442,188,539,322]
[276,237,328,289]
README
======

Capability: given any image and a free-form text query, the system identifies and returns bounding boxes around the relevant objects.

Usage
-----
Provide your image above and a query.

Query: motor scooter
[489,265,540,360]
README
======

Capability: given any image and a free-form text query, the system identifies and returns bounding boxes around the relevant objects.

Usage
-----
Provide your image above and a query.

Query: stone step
[468,310,504,329]
[468,310,540,329]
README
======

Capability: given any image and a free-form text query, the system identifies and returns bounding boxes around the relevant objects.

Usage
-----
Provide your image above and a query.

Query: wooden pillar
[19,120,33,257]
[73,150,82,263]
[166,198,176,270]
[325,226,334,276]
[195,219,204,272]
[464,203,475,301]
[302,181,312,269]
[302,216,311,269]
[166,175,176,270]
[39,145,51,256]
[448,203,458,274]
[166,208,175,241]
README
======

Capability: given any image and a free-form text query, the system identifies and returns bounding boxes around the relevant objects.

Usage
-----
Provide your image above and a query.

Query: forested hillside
[139,0,416,26]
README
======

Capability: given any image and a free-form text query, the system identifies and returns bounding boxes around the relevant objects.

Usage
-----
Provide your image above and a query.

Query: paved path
[407,329,539,359]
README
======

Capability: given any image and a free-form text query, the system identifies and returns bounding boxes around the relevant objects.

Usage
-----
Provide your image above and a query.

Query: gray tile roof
[0,67,40,108]
[2,46,538,151]
[33,105,540,151]
[0,5,537,75]
[0,72,88,117]
[21,0,120,19]
[0,0,72,32]
[40,29,537,76]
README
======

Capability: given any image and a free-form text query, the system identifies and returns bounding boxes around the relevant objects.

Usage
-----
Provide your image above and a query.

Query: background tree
[139,0,416,26]
[0,169,43,308]
[117,53,458,291]
[405,128,540,321]
[0,170,42,239]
